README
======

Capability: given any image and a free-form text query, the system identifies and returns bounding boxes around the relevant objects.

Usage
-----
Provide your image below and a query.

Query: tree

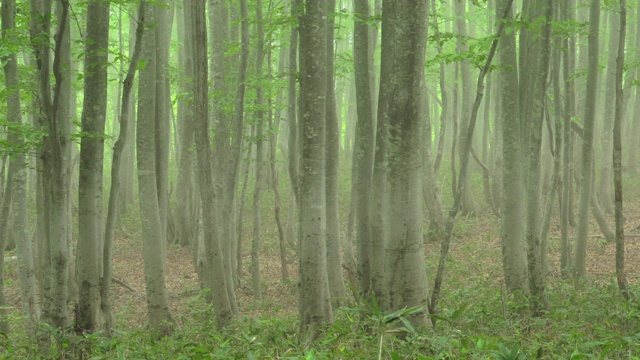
[613,0,630,299]
[188,0,234,328]
[76,0,110,333]
[298,0,333,341]
[29,0,72,331]
[2,0,40,336]
[353,0,376,302]
[520,0,552,314]
[252,0,266,302]
[497,0,528,295]
[102,1,146,335]
[325,0,348,305]
[575,0,601,283]
[454,0,476,215]
[136,3,173,333]
[383,0,430,328]
[174,4,197,249]
[597,8,619,214]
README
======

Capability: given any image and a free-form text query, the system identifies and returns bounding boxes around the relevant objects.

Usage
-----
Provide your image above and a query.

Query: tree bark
[575,0,601,283]
[353,0,376,302]
[298,0,333,341]
[101,1,146,335]
[77,0,110,332]
[189,0,234,328]
[497,0,529,295]
[613,0,630,299]
[136,4,173,334]
[384,0,431,328]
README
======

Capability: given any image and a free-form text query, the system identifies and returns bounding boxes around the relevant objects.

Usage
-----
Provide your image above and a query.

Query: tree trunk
[454,0,476,215]
[497,0,529,295]
[574,0,601,283]
[298,0,333,341]
[174,3,197,247]
[101,1,146,335]
[383,0,431,328]
[596,10,619,214]
[251,0,265,302]
[136,4,173,334]
[30,0,72,332]
[560,0,576,278]
[77,0,110,332]
[613,0,630,299]
[2,0,40,336]
[325,0,348,306]
[353,0,377,302]
[154,0,173,244]
[189,0,234,328]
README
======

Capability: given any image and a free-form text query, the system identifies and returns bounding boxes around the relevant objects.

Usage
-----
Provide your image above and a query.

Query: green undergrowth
[2,279,640,359]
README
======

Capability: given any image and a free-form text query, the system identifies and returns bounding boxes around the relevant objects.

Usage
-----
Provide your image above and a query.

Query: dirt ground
[5,196,640,332]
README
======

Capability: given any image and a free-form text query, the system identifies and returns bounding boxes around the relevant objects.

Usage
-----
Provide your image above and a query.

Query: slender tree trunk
[251,0,265,302]
[154,0,173,244]
[189,0,234,327]
[454,0,476,215]
[174,4,197,247]
[575,0,601,283]
[325,0,348,306]
[560,0,576,278]
[2,0,40,336]
[430,0,512,321]
[101,1,145,335]
[597,10,619,214]
[613,0,629,299]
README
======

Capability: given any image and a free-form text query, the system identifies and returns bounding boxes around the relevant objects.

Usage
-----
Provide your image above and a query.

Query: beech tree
[298,0,333,341]
[76,0,110,332]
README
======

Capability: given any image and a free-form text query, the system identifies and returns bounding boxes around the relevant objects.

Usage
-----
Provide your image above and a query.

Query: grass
[4,158,640,358]
[3,277,639,359]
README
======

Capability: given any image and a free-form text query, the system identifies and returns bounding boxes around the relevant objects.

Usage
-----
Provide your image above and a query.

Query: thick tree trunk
[383,0,431,328]
[353,0,376,302]
[298,0,333,341]
[77,0,110,332]
[497,0,529,295]
[136,5,173,334]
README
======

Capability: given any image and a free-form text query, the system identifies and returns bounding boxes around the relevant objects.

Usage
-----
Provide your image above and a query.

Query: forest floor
[100,184,640,332]
[5,174,640,358]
